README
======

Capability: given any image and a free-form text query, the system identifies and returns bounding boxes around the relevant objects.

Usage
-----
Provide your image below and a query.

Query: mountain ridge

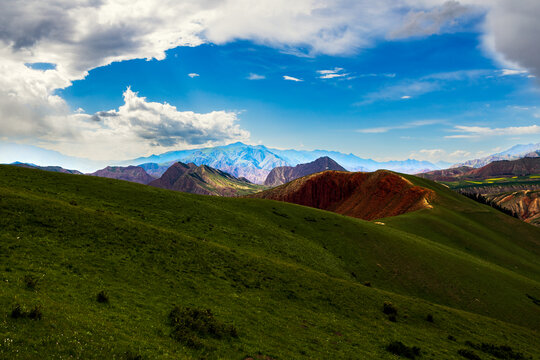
[88,165,155,184]
[148,161,265,196]
[264,156,347,186]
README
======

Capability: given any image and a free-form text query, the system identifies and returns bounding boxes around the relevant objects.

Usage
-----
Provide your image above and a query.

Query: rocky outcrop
[264,156,347,187]
[89,166,155,184]
[485,190,540,226]
[251,170,434,220]
[148,162,264,196]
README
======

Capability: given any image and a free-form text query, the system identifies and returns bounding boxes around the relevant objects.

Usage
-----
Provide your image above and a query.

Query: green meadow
[1,165,539,359]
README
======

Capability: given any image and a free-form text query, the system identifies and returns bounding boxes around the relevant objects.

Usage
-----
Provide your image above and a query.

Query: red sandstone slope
[250,170,434,220]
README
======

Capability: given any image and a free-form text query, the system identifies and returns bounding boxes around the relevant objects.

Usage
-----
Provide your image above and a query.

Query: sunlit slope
[0,165,539,359]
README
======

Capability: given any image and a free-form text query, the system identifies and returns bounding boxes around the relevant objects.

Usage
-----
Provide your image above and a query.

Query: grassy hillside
[0,165,539,359]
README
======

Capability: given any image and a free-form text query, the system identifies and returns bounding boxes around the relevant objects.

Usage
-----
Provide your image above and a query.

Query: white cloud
[408,148,478,163]
[188,73,200,78]
[445,125,540,138]
[356,80,439,105]
[283,75,303,82]
[500,69,528,76]
[317,67,349,79]
[247,73,265,80]
[13,88,250,160]
[317,68,344,75]
[357,119,442,133]
[390,0,474,39]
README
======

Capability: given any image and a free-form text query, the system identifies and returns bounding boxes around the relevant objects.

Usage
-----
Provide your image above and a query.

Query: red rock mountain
[264,156,347,187]
[89,166,155,184]
[467,157,540,179]
[419,157,540,181]
[251,170,434,220]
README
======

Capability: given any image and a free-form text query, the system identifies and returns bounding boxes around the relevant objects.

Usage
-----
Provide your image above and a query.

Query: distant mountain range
[11,162,83,175]
[5,142,540,184]
[131,142,440,184]
[452,142,540,168]
[148,162,265,196]
[264,156,346,186]
[420,157,540,182]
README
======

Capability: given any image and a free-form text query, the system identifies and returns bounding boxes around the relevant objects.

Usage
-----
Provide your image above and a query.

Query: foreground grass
[0,165,539,359]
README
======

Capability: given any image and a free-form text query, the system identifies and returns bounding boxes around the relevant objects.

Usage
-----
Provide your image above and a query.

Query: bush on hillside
[24,275,39,290]
[386,341,421,359]
[465,341,527,360]
[383,302,398,315]
[168,306,238,349]
[458,349,481,360]
[28,305,43,320]
[10,304,24,319]
[10,304,42,320]
[97,290,109,303]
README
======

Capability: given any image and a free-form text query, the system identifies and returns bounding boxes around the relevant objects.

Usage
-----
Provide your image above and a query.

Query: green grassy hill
[0,165,539,359]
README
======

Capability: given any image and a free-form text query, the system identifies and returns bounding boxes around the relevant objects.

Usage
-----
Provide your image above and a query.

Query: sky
[1,0,540,166]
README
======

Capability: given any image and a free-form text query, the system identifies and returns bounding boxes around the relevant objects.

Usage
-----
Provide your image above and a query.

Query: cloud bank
[20,88,250,160]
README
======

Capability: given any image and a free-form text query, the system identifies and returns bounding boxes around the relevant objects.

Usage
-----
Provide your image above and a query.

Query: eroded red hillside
[251,170,434,220]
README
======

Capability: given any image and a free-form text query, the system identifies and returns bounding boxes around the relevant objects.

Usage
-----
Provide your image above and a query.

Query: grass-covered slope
[0,165,539,359]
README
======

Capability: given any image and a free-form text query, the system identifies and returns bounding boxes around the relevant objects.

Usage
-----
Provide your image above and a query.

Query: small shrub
[24,275,39,290]
[97,290,109,303]
[168,306,238,349]
[363,281,371,287]
[526,294,540,306]
[28,305,43,320]
[458,349,481,360]
[10,304,42,320]
[388,315,397,323]
[426,314,434,322]
[448,335,457,341]
[10,304,24,319]
[466,341,526,360]
[383,302,398,316]
[124,351,143,360]
[386,341,421,359]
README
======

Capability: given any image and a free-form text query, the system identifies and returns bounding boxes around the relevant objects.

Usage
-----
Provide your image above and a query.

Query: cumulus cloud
[445,125,540,138]
[283,75,303,82]
[188,73,200,78]
[13,88,250,160]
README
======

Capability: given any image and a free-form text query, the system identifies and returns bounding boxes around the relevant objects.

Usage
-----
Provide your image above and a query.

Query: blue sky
[1,1,539,166]
[58,32,540,162]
